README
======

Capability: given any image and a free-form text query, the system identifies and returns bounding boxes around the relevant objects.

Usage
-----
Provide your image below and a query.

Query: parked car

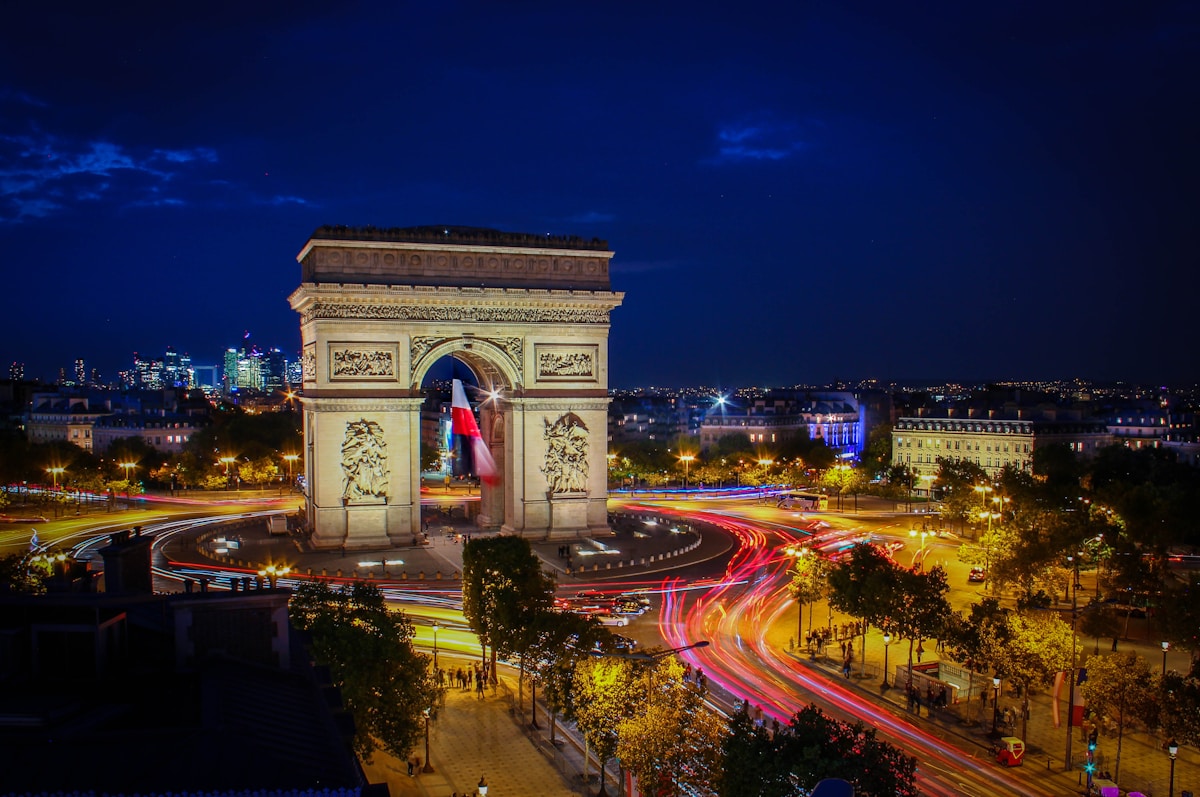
[968,567,986,583]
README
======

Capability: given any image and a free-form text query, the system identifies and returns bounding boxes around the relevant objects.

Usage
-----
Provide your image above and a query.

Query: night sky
[2,3,1196,388]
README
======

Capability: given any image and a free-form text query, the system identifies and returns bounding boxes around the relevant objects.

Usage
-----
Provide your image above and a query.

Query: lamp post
[283,453,298,485]
[46,466,64,489]
[1161,641,1170,675]
[432,620,440,669]
[882,633,892,689]
[973,484,993,539]
[909,528,931,570]
[219,456,236,489]
[422,707,434,773]
[679,454,695,491]
[120,461,137,501]
[1168,738,1178,797]
[991,676,1001,736]
[477,775,488,796]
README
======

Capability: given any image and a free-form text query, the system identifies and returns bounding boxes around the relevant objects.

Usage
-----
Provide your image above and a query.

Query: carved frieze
[329,344,397,380]
[302,345,317,381]
[541,413,589,494]
[535,343,599,382]
[341,418,389,501]
[302,303,612,325]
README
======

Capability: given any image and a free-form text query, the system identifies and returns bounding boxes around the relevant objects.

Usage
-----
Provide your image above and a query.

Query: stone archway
[288,226,623,550]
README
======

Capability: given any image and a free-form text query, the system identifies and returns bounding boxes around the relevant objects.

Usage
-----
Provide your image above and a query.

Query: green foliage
[572,655,641,792]
[859,424,893,480]
[289,581,440,762]
[0,551,50,594]
[615,657,725,797]
[718,705,917,797]
[1154,573,1200,657]
[1079,650,1158,782]
[460,535,554,675]
[1157,668,1200,747]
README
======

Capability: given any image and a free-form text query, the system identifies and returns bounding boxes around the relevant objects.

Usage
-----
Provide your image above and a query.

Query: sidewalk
[773,605,1198,797]
[361,656,611,797]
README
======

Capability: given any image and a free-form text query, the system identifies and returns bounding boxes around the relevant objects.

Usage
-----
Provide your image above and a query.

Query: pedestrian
[916,641,924,663]
[938,685,947,708]
[926,684,934,707]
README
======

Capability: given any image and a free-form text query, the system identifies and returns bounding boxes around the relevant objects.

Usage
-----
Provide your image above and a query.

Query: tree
[1079,651,1158,783]
[461,535,554,683]
[616,656,725,796]
[943,599,1010,724]
[787,549,828,644]
[859,423,893,481]
[238,455,280,488]
[718,705,917,797]
[1157,668,1200,748]
[1154,573,1200,659]
[827,543,899,673]
[717,706,792,797]
[289,581,440,762]
[936,459,988,532]
[997,611,1074,741]
[889,565,951,680]
[572,655,642,796]
[526,610,608,742]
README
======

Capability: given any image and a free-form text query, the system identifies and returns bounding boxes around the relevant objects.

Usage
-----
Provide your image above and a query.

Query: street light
[282,453,298,484]
[909,528,931,570]
[1162,641,1170,675]
[882,633,892,689]
[477,775,488,796]
[679,454,695,490]
[46,466,64,489]
[432,620,440,670]
[991,676,1001,736]
[1168,738,1178,797]
[422,707,434,773]
[120,461,137,499]
[219,456,236,489]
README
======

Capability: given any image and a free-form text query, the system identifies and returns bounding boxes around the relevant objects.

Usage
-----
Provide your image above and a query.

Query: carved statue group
[541,414,589,494]
[341,418,390,500]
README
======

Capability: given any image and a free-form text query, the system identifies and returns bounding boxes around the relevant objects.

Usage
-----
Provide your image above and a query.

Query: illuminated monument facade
[289,226,623,550]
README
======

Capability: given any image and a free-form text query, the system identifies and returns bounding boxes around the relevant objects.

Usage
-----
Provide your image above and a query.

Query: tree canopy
[289,581,440,762]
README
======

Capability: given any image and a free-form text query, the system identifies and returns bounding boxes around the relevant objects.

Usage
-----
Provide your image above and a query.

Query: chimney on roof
[98,526,154,594]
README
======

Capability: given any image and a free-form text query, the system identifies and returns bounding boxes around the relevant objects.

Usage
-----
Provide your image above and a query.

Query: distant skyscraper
[132,353,164,389]
[74,358,85,386]
[223,348,238,395]
[264,347,287,391]
[57,367,66,385]
[9,362,24,380]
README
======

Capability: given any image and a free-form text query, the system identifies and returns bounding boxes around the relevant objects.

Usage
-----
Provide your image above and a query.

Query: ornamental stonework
[410,335,524,382]
[302,345,317,380]
[535,344,598,381]
[330,346,396,379]
[341,418,389,501]
[541,413,589,494]
[302,303,612,325]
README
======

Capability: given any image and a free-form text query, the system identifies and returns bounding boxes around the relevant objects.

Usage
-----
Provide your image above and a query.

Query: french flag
[451,379,498,485]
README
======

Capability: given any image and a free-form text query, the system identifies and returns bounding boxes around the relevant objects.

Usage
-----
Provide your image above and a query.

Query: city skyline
[2,4,1197,387]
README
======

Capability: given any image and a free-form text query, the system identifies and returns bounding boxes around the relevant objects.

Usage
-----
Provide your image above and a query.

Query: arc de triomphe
[288,226,623,550]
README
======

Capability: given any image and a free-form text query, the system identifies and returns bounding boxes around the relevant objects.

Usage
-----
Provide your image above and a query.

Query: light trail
[651,508,1060,797]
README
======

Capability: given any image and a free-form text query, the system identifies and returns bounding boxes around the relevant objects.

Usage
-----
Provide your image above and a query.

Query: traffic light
[1085,762,1096,774]
[1088,729,1098,752]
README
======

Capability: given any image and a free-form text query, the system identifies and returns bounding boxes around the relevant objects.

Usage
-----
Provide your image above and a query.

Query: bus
[777,492,829,511]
